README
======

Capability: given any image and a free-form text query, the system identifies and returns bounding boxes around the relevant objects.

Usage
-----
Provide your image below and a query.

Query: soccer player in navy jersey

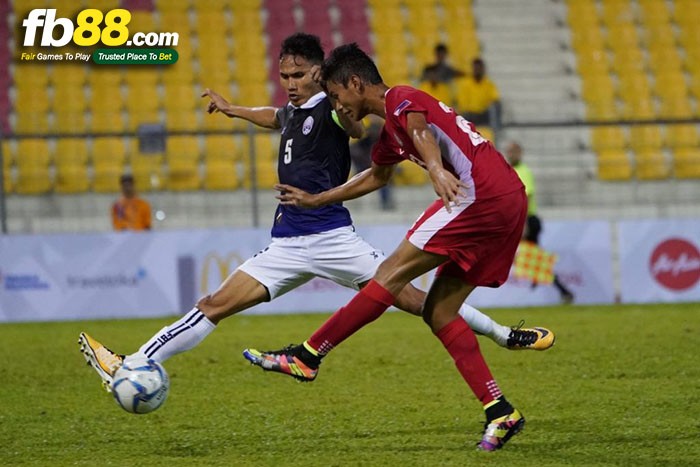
[79,34,550,399]
[244,43,549,451]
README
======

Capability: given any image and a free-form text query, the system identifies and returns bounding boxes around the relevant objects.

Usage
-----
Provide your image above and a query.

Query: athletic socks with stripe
[134,308,216,363]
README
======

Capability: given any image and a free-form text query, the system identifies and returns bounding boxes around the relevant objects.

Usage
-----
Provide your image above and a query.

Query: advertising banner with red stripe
[617,219,700,303]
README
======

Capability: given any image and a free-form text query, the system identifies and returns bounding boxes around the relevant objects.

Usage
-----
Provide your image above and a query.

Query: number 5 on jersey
[284,139,293,164]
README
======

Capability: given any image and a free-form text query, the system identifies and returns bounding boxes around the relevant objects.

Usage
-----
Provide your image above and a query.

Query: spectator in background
[111,173,152,231]
[418,67,454,107]
[420,43,464,84]
[504,142,574,304]
[349,115,395,210]
[456,57,501,129]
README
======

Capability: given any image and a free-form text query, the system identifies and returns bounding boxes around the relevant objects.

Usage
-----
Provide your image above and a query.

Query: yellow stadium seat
[92,137,126,193]
[15,85,50,112]
[3,167,13,194]
[652,71,688,98]
[165,111,199,132]
[51,67,88,87]
[251,160,277,189]
[394,160,428,186]
[125,86,160,113]
[55,139,89,167]
[88,68,123,88]
[590,126,627,151]
[126,110,162,132]
[52,86,87,113]
[201,112,236,132]
[16,139,51,168]
[124,68,160,88]
[576,53,610,77]
[204,160,240,190]
[204,135,241,162]
[15,166,52,194]
[688,77,700,100]
[166,135,200,165]
[657,97,693,119]
[15,112,50,134]
[619,98,655,121]
[665,124,700,148]
[586,100,618,122]
[92,137,127,168]
[672,148,700,178]
[159,11,190,31]
[130,140,165,191]
[168,161,201,191]
[87,110,124,135]
[93,165,123,193]
[597,149,632,180]
[53,111,89,135]
[165,136,201,191]
[638,0,672,25]
[634,149,669,180]
[163,84,198,111]
[571,29,606,52]
[157,0,190,12]
[161,66,196,87]
[55,165,90,193]
[629,125,663,151]
[601,0,634,25]
[2,140,12,168]
[581,75,615,103]
[129,11,157,33]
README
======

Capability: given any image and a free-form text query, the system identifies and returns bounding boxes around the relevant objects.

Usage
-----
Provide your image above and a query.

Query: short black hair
[321,43,383,86]
[120,173,134,184]
[279,33,324,64]
[435,43,448,54]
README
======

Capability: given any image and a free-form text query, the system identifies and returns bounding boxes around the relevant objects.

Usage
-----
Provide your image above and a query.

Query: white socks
[133,308,216,363]
[458,303,511,347]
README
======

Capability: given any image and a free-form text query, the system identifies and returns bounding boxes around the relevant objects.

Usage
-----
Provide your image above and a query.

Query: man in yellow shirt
[111,174,152,231]
[505,142,574,304]
[456,58,501,128]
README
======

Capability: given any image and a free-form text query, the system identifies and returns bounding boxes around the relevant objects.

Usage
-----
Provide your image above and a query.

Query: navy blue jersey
[271,92,352,237]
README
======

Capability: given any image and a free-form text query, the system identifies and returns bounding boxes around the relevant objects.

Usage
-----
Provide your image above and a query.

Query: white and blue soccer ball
[111,356,170,414]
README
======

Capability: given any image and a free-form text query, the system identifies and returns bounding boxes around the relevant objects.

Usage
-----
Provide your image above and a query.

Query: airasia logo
[649,238,700,291]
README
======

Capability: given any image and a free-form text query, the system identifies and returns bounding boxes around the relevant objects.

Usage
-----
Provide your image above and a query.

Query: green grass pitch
[1,303,698,466]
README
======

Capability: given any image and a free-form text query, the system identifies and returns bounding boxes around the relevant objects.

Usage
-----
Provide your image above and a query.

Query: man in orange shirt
[111,174,152,231]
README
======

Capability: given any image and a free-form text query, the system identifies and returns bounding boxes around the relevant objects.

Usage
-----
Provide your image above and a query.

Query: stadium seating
[14,139,53,194]
[568,0,700,181]
[672,148,700,178]
[166,135,202,191]
[92,137,127,193]
[597,149,632,181]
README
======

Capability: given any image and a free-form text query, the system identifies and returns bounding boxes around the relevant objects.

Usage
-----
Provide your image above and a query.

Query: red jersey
[372,86,523,200]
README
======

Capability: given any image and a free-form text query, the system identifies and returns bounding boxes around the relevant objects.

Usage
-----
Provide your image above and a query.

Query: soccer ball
[111,357,170,414]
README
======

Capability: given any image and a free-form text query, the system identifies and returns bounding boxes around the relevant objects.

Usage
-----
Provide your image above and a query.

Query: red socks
[436,317,503,405]
[307,280,395,354]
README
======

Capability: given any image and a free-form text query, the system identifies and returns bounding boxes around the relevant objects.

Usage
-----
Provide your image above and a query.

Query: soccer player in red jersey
[244,43,550,451]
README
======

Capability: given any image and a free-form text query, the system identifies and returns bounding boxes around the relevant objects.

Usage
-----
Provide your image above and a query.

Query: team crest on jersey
[393,99,412,116]
[302,116,314,135]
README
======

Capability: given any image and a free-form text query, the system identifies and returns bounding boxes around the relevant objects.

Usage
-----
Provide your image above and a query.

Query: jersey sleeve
[275,106,288,129]
[385,87,430,132]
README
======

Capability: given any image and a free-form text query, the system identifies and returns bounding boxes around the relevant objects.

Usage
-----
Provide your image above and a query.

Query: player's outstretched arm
[275,163,394,208]
[406,112,466,213]
[201,88,280,129]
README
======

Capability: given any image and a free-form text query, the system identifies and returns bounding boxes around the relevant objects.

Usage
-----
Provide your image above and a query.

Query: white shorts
[237,226,386,300]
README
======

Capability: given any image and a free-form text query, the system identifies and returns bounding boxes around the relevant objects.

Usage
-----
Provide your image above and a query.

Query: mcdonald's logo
[199,252,246,294]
